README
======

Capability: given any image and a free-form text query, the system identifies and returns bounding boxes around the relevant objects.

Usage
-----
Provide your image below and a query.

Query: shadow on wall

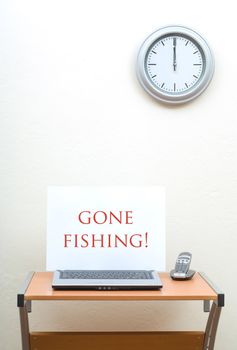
[29,300,207,331]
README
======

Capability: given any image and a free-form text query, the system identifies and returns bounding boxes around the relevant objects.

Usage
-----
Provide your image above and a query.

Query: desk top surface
[24,272,217,301]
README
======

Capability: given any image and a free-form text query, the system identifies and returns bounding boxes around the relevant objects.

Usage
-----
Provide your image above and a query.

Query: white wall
[1,0,237,349]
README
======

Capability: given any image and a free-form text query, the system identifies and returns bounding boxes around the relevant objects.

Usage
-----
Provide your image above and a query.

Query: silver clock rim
[136,25,215,104]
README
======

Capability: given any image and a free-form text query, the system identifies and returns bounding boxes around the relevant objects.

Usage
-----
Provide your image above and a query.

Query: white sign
[47,186,165,271]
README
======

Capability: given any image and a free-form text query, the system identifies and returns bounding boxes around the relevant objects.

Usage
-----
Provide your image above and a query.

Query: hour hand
[173,37,177,71]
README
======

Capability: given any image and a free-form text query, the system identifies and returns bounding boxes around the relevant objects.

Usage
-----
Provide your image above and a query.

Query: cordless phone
[170,252,196,280]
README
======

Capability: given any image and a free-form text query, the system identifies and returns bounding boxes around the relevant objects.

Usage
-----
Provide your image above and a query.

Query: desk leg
[203,302,222,350]
[19,301,30,350]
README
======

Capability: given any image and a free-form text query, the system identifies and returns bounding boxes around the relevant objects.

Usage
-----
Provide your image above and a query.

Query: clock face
[137,26,214,104]
[146,35,204,94]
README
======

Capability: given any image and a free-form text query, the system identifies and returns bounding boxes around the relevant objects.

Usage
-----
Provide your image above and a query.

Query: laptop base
[52,270,163,291]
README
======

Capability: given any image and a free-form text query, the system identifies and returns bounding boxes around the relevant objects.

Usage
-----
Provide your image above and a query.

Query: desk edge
[17,272,35,307]
[199,272,224,307]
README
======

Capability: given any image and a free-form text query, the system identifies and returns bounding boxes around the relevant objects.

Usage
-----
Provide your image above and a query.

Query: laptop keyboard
[59,270,154,280]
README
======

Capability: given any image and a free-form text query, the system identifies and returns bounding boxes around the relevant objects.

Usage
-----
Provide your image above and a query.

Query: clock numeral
[185,40,189,46]
[151,75,157,79]
[161,82,165,88]
[193,51,198,54]
[185,83,188,88]
[148,63,157,66]
[193,75,198,79]
[193,63,202,66]
[161,41,165,46]
[152,50,157,54]
[174,83,176,91]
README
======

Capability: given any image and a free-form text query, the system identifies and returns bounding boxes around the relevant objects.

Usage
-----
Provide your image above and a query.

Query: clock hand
[173,37,177,71]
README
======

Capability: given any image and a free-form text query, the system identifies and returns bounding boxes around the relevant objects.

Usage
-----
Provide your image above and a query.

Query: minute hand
[173,37,177,71]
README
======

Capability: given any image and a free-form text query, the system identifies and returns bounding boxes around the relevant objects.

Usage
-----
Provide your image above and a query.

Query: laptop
[52,269,163,290]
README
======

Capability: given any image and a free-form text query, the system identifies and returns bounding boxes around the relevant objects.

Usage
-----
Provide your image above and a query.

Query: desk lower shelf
[30,331,205,350]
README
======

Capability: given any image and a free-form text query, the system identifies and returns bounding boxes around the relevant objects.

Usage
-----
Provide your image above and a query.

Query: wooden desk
[17,272,224,350]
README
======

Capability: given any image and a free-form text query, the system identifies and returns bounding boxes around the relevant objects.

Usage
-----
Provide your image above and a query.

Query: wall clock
[136,25,214,104]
